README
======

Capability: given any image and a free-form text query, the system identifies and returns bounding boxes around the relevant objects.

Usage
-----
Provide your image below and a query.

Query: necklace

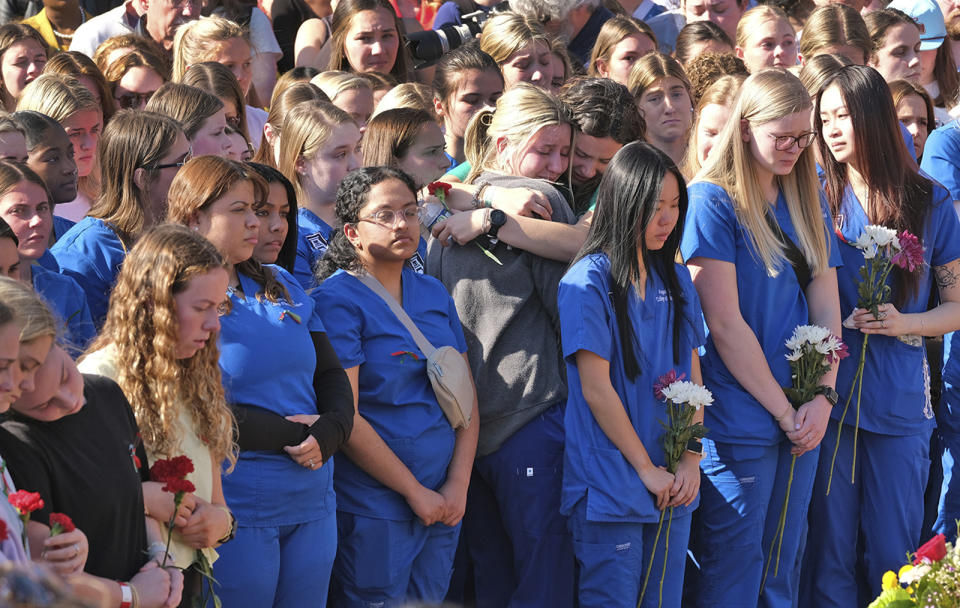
[51,8,86,41]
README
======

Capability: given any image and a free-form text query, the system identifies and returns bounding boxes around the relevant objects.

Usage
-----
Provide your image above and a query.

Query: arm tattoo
[935,264,960,290]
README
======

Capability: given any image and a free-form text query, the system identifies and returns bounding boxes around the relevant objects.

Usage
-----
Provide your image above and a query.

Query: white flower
[853,231,874,251]
[899,564,930,585]
[785,324,831,351]
[786,350,802,361]
[864,225,898,248]
[661,380,714,410]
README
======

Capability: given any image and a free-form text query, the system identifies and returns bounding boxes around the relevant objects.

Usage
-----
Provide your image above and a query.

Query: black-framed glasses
[151,149,193,171]
[357,207,421,228]
[114,90,156,109]
[769,131,817,151]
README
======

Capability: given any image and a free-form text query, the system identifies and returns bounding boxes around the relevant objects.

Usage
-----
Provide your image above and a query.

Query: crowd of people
[0,0,956,606]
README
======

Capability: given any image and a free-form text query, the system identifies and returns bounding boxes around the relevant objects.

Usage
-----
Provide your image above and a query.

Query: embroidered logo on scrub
[615,543,632,552]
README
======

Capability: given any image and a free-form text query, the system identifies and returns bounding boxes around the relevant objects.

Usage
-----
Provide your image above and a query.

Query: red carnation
[914,533,948,565]
[654,370,686,401]
[8,491,43,516]
[162,478,196,495]
[49,513,75,536]
[427,181,451,202]
[150,455,195,484]
[892,230,925,273]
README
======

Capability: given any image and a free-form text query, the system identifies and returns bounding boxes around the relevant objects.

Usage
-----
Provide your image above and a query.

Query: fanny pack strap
[347,271,437,357]
[764,210,812,288]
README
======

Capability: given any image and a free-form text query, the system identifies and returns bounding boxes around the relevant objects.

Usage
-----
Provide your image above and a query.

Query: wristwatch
[815,386,840,406]
[486,209,506,242]
[685,438,703,455]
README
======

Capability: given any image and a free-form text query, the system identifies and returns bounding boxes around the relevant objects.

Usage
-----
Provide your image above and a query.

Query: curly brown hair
[88,224,237,467]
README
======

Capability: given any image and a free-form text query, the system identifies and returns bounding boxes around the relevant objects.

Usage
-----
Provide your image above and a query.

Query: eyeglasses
[357,206,421,228]
[151,149,193,171]
[769,131,817,151]
[114,91,156,109]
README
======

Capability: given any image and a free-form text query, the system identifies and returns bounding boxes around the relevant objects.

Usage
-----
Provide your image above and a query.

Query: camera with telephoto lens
[404,1,511,69]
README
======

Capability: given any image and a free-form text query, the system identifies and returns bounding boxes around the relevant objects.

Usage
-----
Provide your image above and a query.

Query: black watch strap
[815,386,839,406]
[487,209,506,241]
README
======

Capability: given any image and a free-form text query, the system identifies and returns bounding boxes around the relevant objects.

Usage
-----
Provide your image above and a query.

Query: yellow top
[21,9,76,52]
[78,346,219,569]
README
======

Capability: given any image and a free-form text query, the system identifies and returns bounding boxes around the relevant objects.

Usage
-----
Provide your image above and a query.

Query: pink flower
[891,231,925,273]
[826,338,849,364]
[653,370,686,401]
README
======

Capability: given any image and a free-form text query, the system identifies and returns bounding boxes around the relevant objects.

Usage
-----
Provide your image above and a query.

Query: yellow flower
[882,570,899,590]
[898,564,914,581]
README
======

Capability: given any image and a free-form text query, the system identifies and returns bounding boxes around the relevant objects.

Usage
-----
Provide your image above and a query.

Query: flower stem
[826,335,866,495]
[639,509,665,607]
[658,507,674,608]
[850,334,868,484]
[774,455,796,576]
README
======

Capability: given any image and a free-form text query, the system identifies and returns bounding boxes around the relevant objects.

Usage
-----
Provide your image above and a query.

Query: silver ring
[73,545,79,558]
[881,320,886,329]
[308,459,314,468]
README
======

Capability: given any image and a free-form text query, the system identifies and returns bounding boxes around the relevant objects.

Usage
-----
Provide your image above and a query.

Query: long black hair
[247,162,298,273]
[816,65,931,307]
[316,166,418,281]
[574,141,690,379]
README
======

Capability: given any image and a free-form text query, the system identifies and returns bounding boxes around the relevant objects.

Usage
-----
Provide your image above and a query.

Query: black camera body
[404,1,510,69]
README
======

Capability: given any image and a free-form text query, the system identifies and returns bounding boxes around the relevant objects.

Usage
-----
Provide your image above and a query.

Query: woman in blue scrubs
[560,142,704,608]
[314,166,478,606]
[275,100,361,290]
[51,110,189,327]
[680,69,843,608]
[167,155,354,607]
[0,161,93,353]
[801,65,960,606]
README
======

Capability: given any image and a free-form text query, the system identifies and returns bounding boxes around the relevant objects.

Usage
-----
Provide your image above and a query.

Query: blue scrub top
[920,120,960,201]
[559,254,705,523]
[832,183,960,435]
[31,265,95,354]
[314,268,466,521]
[218,266,334,526]
[680,182,842,446]
[293,208,333,290]
[49,217,127,329]
[294,209,428,289]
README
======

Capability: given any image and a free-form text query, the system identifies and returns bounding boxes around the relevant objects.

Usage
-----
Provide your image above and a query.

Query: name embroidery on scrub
[407,252,425,273]
[655,288,670,303]
[306,231,328,251]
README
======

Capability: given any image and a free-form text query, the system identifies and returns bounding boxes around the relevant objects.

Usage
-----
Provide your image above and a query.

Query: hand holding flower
[178,498,232,549]
[787,395,833,455]
[851,304,911,336]
[431,209,484,247]
[40,527,87,577]
[143,482,195,528]
[669,454,701,508]
[638,464,675,511]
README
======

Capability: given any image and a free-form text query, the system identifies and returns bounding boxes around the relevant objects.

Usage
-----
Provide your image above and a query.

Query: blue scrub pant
[691,438,819,608]
[801,423,930,607]
[569,499,691,608]
[329,511,460,606]
[211,512,337,607]
[461,403,575,608]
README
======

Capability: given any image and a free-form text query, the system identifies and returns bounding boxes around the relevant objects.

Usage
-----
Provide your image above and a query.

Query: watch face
[490,209,506,226]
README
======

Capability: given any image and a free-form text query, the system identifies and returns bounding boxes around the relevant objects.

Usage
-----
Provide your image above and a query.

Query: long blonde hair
[171,16,249,83]
[251,82,327,167]
[694,69,829,276]
[682,73,745,178]
[464,82,573,183]
[799,3,870,65]
[480,12,552,70]
[87,224,237,467]
[276,100,355,207]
